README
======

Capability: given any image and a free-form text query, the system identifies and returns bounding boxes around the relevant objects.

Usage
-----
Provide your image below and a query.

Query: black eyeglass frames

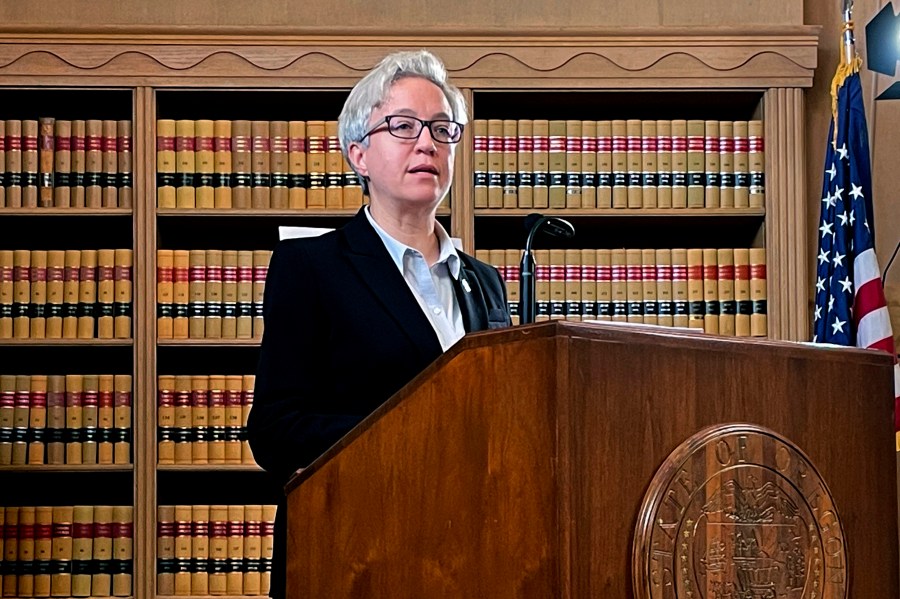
[360,115,464,144]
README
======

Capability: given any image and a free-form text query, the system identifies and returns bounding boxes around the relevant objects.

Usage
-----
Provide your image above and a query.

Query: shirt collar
[365,205,460,279]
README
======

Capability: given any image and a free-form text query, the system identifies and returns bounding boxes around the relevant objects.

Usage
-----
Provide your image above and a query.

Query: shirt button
[432,307,442,315]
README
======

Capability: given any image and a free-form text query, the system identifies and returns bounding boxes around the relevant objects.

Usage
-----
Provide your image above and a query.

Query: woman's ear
[347,142,369,179]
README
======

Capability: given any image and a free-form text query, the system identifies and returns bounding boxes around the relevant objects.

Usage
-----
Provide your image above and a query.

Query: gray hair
[338,50,468,194]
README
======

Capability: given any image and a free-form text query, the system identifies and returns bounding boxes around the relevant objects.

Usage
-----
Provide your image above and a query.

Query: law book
[204,504,227,595]
[208,376,226,464]
[702,248,720,334]
[504,249,521,326]
[193,120,215,209]
[595,249,611,320]
[62,250,80,339]
[655,249,674,327]
[49,506,73,597]
[156,120,178,209]
[750,247,767,336]
[113,375,131,465]
[189,249,206,339]
[156,249,174,339]
[38,117,55,208]
[191,505,210,595]
[305,121,326,208]
[117,120,133,208]
[563,249,581,321]
[224,376,243,464]
[191,375,209,465]
[28,250,48,339]
[13,249,31,339]
[625,249,643,323]
[225,506,244,596]
[0,251,12,338]
[156,506,175,595]
[686,120,705,208]
[0,120,5,206]
[610,249,627,322]
[80,375,99,465]
[564,120,581,209]
[502,120,518,209]
[656,120,672,209]
[260,505,277,596]
[639,120,658,209]
[687,248,705,329]
[531,120,550,209]
[3,507,18,596]
[76,249,98,339]
[213,120,232,208]
[46,376,66,465]
[547,121,566,209]
[11,375,30,465]
[547,249,565,320]
[5,120,23,208]
[610,120,627,209]
[114,248,132,339]
[96,249,116,339]
[671,120,688,208]
[625,119,642,209]
[175,119,196,208]
[110,506,132,597]
[243,505,263,596]
[221,250,238,339]
[173,376,193,465]
[97,375,114,465]
[27,376,47,465]
[65,375,84,464]
[719,120,735,208]
[236,251,253,339]
[578,249,596,322]
[485,119,503,209]
[733,121,750,208]
[52,121,72,208]
[91,506,113,597]
[33,506,52,597]
[172,250,190,339]
[288,121,307,209]
[202,249,223,339]
[733,248,752,337]
[71,120,86,207]
[18,506,36,597]
[241,375,255,464]
[45,250,65,339]
[593,121,611,209]
[270,121,289,210]
[717,248,736,336]
[749,120,765,208]
[579,120,597,209]
[22,120,39,208]
[515,119,533,209]
[703,120,721,208]
[0,376,14,464]
[71,505,93,597]
[101,120,118,208]
[342,154,364,209]
[672,248,689,328]
[252,250,269,339]
[324,121,343,210]
[250,120,271,209]
[231,120,252,209]
[84,120,103,208]
[157,375,175,465]
[641,249,659,325]
[472,119,488,209]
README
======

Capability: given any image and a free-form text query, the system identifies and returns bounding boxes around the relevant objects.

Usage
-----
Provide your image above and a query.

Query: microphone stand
[519,214,575,325]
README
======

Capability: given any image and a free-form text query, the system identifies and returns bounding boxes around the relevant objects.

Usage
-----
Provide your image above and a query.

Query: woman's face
[349,76,457,211]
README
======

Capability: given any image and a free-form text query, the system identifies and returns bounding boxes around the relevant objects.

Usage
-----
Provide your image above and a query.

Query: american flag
[812,65,900,448]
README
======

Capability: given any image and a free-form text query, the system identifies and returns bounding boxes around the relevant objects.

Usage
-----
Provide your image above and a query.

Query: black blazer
[248,208,511,483]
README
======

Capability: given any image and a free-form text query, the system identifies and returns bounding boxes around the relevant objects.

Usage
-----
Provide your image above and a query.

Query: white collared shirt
[365,206,466,351]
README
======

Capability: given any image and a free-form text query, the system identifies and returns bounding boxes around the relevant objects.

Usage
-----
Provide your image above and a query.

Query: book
[656,120,673,209]
[156,250,174,339]
[208,505,228,595]
[672,248,689,328]
[260,505,277,596]
[205,249,223,339]
[717,248,736,336]
[191,375,209,464]
[485,119,503,209]
[117,120,133,208]
[596,249,611,320]
[85,120,103,208]
[702,248,720,334]
[6,120,23,208]
[671,120,688,208]
[45,250,65,338]
[0,376,15,465]
[97,374,114,465]
[610,249,627,321]
[288,121,307,209]
[191,505,210,595]
[173,376,193,465]
[65,375,84,464]
[113,375,130,465]
[547,121,566,209]
[531,120,549,209]
[49,506,73,597]
[733,248,751,337]
[579,249,596,322]
[71,120,86,207]
[719,120,735,208]
[252,250,270,339]
[270,121,289,210]
[102,120,118,208]
[81,375,100,465]
[225,376,243,464]
[641,248,659,325]
[3,507,19,596]
[241,375,255,464]
[46,376,66,465]
[342,153,363,209]
[62,250,80,339]
[596,121,612,209]
[33,506,52,597]
[195,120,215,209]
[29,250,47,339]
[656,249,674,327]
[733,121,750,208]
[305,121,326,208]
[0,120,5,206]
[704,120,720,208]
[580,120,597,209]
[236,251,253,339]
[516,119,533,209]
[626,119,642,209]
[71,505,93,597]
[611,120,627,209]
[18,506,36,596]
[750,247,767,336]
[156,505,175,595]
[38,117,55,208]
[156,120,177,208]
[473,120,487,209]
[749,120,765,208]
[91,506,113,597]
[175,120,196,208]
[242,505,262,596]
[564,120,581,209]
[221,250,238,338]
[114,248,132,339]
[625,249,643,323]
[687,248,705,329]
[96,249,116,339]
[502,120,518,209]
[225,505,244,595]
[208,375,226,464]
[22,119,39,208]
[27,375,47,465]
[11,375,29,465]
[111,506,132,597]
[188,249,206,339]
[157,375,175,465]
[13,249,30,339]
[213,120,233,208]
[324,121,343,209]
[641,120,658,209]
[686,120,705,208]
[564,249,581,321]
[251,120,271,209]
[504,249,521,326]
[231,120,252,209]
[53,121,72,207]
[77,249,98,339]
[0,251,12,338]
[173,250,190,339]
[548,249,565,320]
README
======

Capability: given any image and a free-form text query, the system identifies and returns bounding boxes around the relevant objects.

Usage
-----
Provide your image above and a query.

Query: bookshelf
[0,27,818,599]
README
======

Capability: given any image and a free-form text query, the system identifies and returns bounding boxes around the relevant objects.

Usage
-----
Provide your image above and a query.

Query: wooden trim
[0,339,133,346]
[157,339,261,347]
[0,208,131,215]
[0,465,133,472]
[474,208,767,217]
[157,464,265,472]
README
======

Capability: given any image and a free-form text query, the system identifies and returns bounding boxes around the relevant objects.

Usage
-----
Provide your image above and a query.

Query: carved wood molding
[0,29,818,88]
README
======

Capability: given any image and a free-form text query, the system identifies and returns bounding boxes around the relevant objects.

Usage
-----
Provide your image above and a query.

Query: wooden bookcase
[0,27,817,599]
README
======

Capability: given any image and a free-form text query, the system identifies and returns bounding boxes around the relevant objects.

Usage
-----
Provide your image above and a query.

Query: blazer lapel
[454,262,488,332]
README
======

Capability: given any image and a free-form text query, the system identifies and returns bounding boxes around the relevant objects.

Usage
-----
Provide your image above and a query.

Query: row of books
[477,247,767,336]
[0,119,132,209]
[157,375,255,466]
[157,119,365,210]
[473,119,764,210]
[0,250,133,340]
[157,504,276,597]
[157,250,270,340]
[0,374,132,466]
[0,505,132,598]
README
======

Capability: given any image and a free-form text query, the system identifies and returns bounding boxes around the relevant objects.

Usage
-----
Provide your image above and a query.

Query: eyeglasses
[360,115,464,144]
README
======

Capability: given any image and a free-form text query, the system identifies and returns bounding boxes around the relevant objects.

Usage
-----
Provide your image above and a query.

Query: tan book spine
[13,249,30,339]
[717,248,736,336]
[71,506,93,597]
[191,375,209,464]
[157,375,175,465]
[65,375,84,464]
[671,120,688,208]
[547,249,565,320]
[702,248,720,334]
[173,250,189,340]
[207,505,228,595]
[29,250,48,339]
[610,249,627,321]
[547,120,566,209]
[241,375,255,464]
[672,248,689,328]
[46,376,66,465]
[62,250,80,339]
[27,375,47,465]
[96,249,115,339]
[564,248,582,321]
[0,376,12,465]
[175,119,196,208]
[704,120,720,208]
[18,506,36,597]
[157,119,177,208]
[734,248,751,337]
[641,248,659,325]
[91,506,113,597]
[114,249,132,339]
[225,506,244,595]
[595,249,611,320]
[270,121,289,210]
[324,121,343,209]
[156,505,175,595]
[611,120,627,209]
[749,120,765,208]
[156,250,174,339]
[486,119,503,209]
[625,249,643,323]
[625,119,642,209]
[50,506,73,597]
[84,119,103,208]
[733,121,750,208]
[656,249,674,327]
[243,505,262,596]
[208,375,226,464]
[192,119,215,209]
[76,249,97,339]
[306,121,326,208]
[750,248,767,336]
[80,375,99,465]
[213,120,233,208]
[342,153,364,209]
[504,249,521,326]
[687,248,705,329]
[22,119,39,208]
[117,120,133,208]
[45,250,64,339]
[191,505,210,595]
[221,251,238,339]
[579,249,597,321]
[173,376,193,465]
[640,120,658,209]
[251,120,271,209]
[719,121,735,208]
[236,251,253,339]
[580,120,597,209]
[0,120,6,206]
[33,506,52,597]
[231,120,252,209]
[173,505,192,595]
[113,375,131,465]
[224,376,243,464]
[11,375,30,465]
[0,251,12,338]
[595,120,612,209]
[111,506,132,597]
[260,505,277,596]
[288,121,307,209]
[564,120,582,209]
[473,119,488,209]
[205,249,223,339]
[101,120,118,208]
[686,120,705,208]
[39,117,55,208]
[502,120,518,209]
[70,120,86,207]
[516,120,533,209]
[655,120,672,209]
[5,120,23,208]
[189,249,206,339]
[97,374,114,465]
[252,251,270,339]
[3,507,18,596]
[531,120,549,209]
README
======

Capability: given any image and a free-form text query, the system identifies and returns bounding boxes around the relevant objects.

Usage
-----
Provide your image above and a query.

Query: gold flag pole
[842,0,856,65]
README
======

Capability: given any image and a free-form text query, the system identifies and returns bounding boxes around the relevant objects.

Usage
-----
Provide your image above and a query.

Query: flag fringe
[830,54,862,145]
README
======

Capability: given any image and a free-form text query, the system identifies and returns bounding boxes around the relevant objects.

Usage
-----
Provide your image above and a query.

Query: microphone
[519,213,575,325]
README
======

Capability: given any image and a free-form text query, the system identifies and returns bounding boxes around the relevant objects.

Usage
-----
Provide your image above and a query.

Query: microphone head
[544,217,575,239]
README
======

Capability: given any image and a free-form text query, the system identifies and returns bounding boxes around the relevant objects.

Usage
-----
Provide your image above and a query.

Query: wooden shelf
[158,464,264,472]
[158,596,267,599]
[0,464,133,472]
[474,208,766,217]
[0,338,133,346]
[157,339,260,347]
[157,207,451,217]
[0,208,132,215]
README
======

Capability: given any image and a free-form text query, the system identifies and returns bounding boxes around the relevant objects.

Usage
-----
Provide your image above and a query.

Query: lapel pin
[461,279,471,293]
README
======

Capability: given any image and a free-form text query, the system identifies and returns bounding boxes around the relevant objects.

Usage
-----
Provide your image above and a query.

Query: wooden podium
[284,321,898,597]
